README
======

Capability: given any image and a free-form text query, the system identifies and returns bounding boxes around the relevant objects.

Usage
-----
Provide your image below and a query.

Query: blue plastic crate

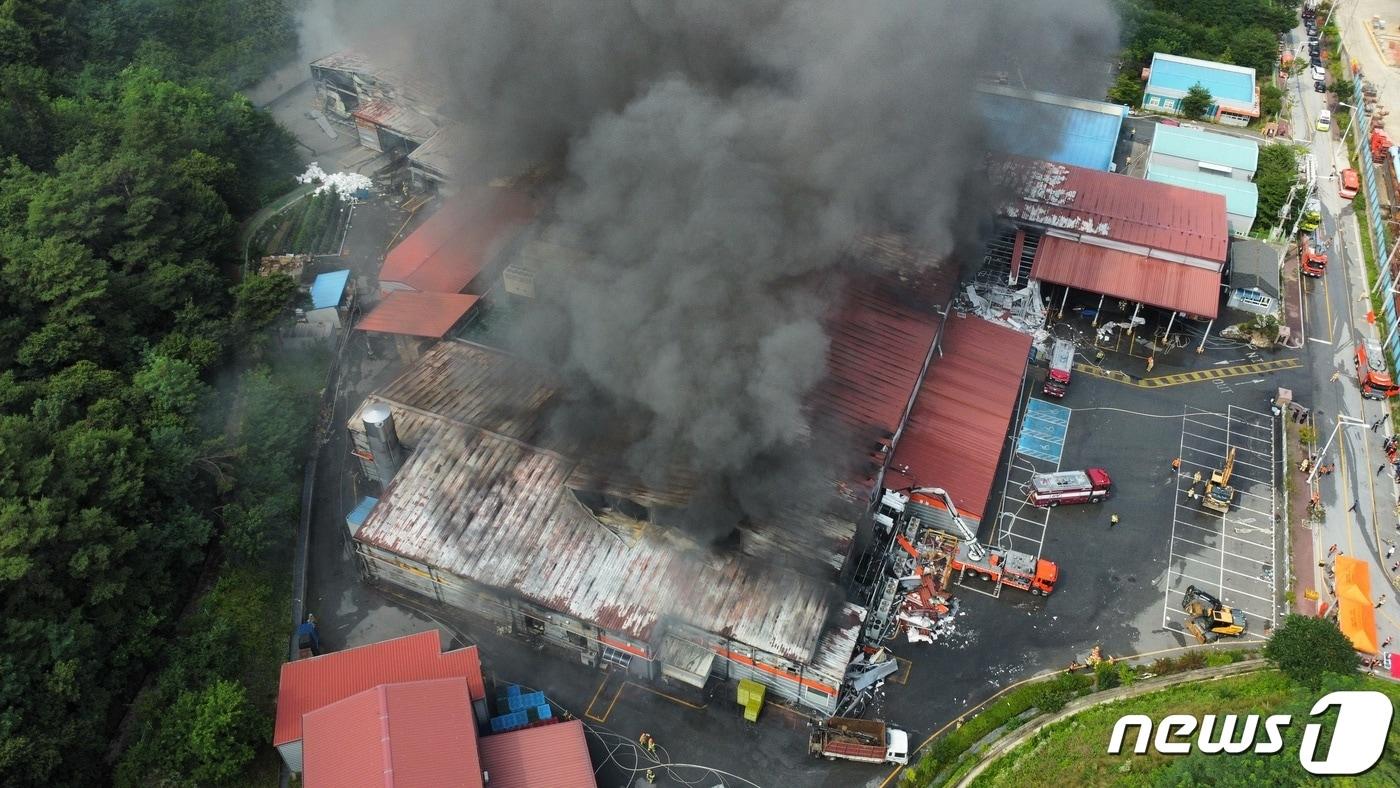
[532,704,552,721]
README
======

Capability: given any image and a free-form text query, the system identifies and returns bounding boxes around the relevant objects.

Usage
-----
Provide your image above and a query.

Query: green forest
[0,1,314,785]
[1109,0,1301,106]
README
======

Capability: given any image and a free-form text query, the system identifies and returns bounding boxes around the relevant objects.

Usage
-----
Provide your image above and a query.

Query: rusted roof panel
[886,316,1032,520]
[356,291,480,338]
[274,631,484,747]
[352,98,440,143]
[302,678,482,788]
[356,424,842,661]
[1032,236,1222,318]
[379,190,535,294]
[994,157,1229,263]
[478,720,596,788]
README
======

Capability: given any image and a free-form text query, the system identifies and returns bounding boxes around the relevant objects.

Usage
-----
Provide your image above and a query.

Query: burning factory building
[315,0,1119,715]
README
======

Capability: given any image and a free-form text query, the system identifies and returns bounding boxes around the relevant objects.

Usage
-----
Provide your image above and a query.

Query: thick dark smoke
[304,1,1120,546]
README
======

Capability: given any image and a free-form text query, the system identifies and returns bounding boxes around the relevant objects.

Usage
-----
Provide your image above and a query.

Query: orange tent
[1334,556,1380,655]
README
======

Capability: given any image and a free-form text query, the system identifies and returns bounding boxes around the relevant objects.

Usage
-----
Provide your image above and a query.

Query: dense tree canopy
[1116,0,1298,84]
[0,1,303,784]
[1263,614,1359,689]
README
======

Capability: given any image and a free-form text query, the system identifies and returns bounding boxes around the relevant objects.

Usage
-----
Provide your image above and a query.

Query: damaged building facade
[343,236,1037,714]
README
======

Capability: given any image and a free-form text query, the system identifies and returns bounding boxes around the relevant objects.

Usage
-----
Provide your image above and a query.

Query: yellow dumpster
[736,678,766,722]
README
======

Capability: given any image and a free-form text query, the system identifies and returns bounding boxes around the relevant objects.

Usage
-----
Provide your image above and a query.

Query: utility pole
[1309,414,1367,486]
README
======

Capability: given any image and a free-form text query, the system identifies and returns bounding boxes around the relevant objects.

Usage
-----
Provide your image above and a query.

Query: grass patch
[967,672,1400,788]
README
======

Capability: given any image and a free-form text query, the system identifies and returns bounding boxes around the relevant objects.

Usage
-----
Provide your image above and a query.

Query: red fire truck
[1339,168,1359,200]
[1027,468,1113,507]
[900,487,1060,596]
[1356,339,1400,400]
[1042,339,1074,398]
[1300,231,1328,278]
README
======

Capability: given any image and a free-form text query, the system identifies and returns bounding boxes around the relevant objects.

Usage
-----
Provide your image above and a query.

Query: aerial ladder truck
[891,486,1059,596]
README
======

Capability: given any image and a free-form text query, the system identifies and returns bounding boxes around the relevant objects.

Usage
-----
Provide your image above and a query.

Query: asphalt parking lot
[1164,406,1279,641]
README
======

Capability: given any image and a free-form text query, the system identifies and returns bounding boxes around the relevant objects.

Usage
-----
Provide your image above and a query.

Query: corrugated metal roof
[1031,236,1222,318]
[1147,53,1256,107]
[311,270,350,310]
[273,631,484,747]
[302,678,482,788]
[406,125,458,180]
[356,291,481,338]
[478,720,596,788]
[379,190,535,294]
[1149,124,1259,172]
[353,98,440,144]
[1145,165,1258,219]
[978,85,1127,171]
[994,157,1230,263]
[885,317,1031,519]
[311,50,448,117]
[356,424,843,662]
[1228,238,1281,299]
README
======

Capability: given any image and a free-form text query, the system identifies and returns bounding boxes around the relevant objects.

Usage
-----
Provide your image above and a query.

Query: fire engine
[1356,339,1400,399]
[890,487,1060,596]
[1300,231,1328,277]
[1042,339,1074,398]
[1339,168,1359,200]
[1026,468,1113,507]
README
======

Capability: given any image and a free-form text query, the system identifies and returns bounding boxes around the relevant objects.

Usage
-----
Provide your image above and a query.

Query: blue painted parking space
[1017,398,1070,464]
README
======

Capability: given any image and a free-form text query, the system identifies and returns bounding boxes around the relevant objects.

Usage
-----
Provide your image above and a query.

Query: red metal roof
[1031,236,1222,319]
[274,631,484,747]
[886,316,1032,520]
[302,678,482,788]
[995,157,1229,263]
[356,291,480,338]
[379,190,534,294]
[478,720,596,788]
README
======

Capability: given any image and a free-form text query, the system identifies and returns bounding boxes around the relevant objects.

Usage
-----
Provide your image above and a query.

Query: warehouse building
[343,235,1042,714]
[1142,53,1259,126]
[309,50,446,155]
[978,84,1128,171]
[1146,124,1260,236]
[995,156,1230,337]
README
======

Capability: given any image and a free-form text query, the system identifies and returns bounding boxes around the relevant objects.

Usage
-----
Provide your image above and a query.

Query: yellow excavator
[1182,585,1247,643]
[1201,447,1236,514]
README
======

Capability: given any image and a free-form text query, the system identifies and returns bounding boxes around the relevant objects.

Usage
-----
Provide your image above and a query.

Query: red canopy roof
[302,678,483,788]
[996,157,1229,264]
[885,316,1032,520]
[478,720,596,788]
[1031,236,1222,318]
[356,291,481,338]
[380,190,534,294]
[274,631,484,747]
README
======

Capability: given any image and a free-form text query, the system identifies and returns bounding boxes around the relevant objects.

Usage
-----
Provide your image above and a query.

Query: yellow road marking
[1072,358,1302,388]
[585,672,623,723]
[624,681,708,710]
[1324,268,1335,344]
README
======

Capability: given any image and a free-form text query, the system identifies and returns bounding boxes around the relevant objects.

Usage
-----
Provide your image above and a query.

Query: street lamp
[1308,414,1367,485]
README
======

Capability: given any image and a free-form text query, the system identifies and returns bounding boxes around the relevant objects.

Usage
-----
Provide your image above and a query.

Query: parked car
[1316,109,1332,132]
[1312,65,1327,81]
[1316,79,1328,93]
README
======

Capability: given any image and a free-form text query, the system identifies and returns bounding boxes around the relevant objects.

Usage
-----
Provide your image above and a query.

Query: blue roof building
[1143,53,1258,126]
[310,269,351,310]
[979,85,1128,171]
[1146,164,1258,237]
[1149,124,1259,177]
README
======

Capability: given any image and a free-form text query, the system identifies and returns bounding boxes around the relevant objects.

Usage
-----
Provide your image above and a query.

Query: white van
[1316,109,1331,132]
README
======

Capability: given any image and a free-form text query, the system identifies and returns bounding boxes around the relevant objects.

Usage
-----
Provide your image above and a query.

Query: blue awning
[347,496,378,533]
[310,269,351,310]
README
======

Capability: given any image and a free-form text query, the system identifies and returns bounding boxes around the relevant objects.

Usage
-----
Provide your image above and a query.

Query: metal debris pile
[954,279,1046,333]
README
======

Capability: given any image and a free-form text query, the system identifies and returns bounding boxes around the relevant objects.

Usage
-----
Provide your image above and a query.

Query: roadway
[1289,9,1400,660]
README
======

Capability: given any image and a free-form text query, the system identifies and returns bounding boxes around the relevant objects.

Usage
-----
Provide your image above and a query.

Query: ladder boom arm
[908,487,987,562]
